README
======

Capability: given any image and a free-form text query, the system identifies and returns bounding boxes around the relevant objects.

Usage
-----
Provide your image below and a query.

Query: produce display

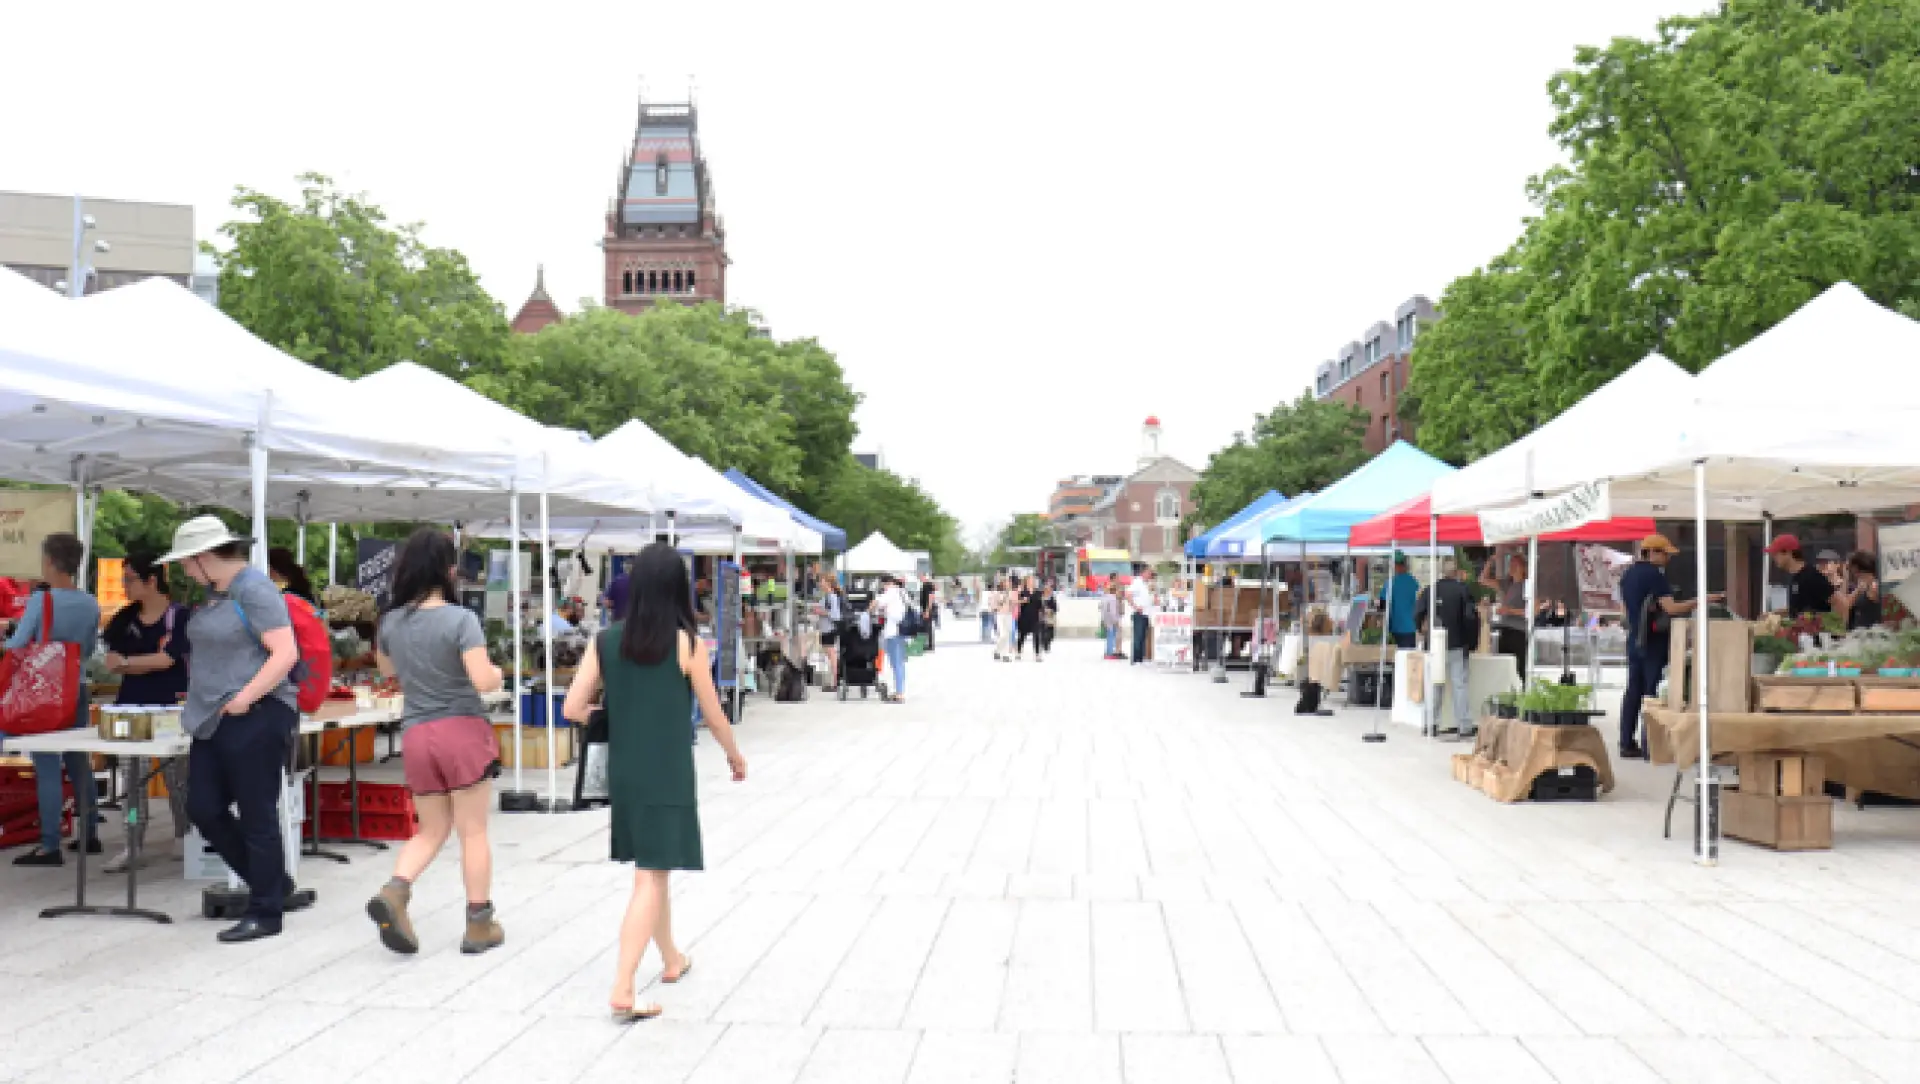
[321,585,378,624]
[1756,619,1920,677]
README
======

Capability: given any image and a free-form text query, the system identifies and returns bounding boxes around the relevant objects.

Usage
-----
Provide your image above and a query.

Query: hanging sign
[0,490,77,579]
[1478,481,1610,544]
[1878,523,1920,588]
[355,538,398,611]
[1574,543,1633,612]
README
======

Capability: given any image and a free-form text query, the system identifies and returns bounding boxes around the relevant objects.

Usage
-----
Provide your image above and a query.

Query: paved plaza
[3,638,1920,1083]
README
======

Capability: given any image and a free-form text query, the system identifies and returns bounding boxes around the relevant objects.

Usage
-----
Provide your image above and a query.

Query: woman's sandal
[610,1003,663,1023]
[663,954,694,983]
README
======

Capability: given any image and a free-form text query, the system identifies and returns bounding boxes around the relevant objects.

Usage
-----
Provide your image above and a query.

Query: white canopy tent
[842,532,916,575]
[1526,283,1920,863]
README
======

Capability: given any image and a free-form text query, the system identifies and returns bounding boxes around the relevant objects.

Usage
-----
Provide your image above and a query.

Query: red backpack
[231,591,334,714]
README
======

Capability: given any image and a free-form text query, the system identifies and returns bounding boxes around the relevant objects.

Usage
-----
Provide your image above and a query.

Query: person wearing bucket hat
[1386,551,1420,649]
[159,515,304,943]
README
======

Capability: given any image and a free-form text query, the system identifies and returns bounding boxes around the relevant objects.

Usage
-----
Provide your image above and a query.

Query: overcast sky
[6,0,1709,540]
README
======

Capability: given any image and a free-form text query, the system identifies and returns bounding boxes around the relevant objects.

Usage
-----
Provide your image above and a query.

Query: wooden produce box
[1726,751,1832,850]
[1857,678,1920,713]
[493,723,575,769]
[1751,677,1858,714]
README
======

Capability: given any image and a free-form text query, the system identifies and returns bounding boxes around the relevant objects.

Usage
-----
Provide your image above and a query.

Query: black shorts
[820,628,839,646]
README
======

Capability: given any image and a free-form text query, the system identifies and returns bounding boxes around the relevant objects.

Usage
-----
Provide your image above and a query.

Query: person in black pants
[918,578,936,652]
[1039,583,1058,653]
[1129,568,1157,664]
[160,516,305,944]
[1616,534,1713,758]
[1015,576,1044,660]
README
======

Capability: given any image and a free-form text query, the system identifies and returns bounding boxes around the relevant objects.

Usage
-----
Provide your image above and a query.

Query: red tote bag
[0,593,82,736]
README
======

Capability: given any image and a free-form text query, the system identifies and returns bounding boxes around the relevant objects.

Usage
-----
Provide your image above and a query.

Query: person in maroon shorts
[364,528,507,956]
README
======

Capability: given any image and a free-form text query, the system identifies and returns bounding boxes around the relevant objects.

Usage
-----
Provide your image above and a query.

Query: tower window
[655,154,669,196]
[1156,492,1179,520]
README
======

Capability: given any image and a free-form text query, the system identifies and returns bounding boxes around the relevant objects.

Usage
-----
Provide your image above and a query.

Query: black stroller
[836,613,887,700]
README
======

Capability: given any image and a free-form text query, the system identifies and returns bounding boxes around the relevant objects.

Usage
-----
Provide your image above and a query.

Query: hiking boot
[461,904,505,955]
[366,881,419,955]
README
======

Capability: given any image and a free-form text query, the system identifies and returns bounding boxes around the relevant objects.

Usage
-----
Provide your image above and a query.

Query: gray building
[0,191,196,297]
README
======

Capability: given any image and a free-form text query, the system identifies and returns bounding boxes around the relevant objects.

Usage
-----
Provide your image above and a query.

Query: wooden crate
[1723,790,1832,850]
[1737,752,1825,797]
[1666,618,1756,712]
[493,723,574,769]
[1451,753,1473,783]
[1751,677,1857,714]
[1857,678,1920,713]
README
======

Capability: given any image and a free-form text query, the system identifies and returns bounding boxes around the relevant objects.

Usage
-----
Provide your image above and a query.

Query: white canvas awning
[841,532,916,574]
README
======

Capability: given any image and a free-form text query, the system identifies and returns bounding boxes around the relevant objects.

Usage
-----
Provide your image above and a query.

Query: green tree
[985,512,1056,569]
[208,173,514,381]
[813,459,964,573]
[1189,393,1371,527]
[1405,0,1920,458]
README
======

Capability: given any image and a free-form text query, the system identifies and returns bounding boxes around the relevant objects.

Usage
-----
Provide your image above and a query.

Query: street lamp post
[58,195,109,298]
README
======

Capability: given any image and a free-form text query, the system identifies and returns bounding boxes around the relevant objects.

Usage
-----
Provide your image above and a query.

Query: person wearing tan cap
[1616,533,1718,759]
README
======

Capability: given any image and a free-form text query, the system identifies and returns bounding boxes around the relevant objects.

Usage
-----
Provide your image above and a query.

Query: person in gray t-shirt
[1480,550,1531,673]
[367,528,506,958]
[5,533,103,866]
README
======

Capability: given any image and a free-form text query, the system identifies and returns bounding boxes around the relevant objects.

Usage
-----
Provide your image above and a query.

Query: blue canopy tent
[1185,489,1288,560]
[722,468,847,552]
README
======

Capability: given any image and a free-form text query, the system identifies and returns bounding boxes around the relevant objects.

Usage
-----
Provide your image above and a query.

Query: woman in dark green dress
[564,543,747,1022]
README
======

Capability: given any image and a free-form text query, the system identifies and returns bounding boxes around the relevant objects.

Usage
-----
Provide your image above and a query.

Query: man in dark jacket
[1415,559,1479,738]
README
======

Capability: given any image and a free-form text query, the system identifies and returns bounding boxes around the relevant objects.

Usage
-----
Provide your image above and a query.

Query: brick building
[1313,295,1435,454]
[1048,475,1123,521]
[512,96,729,331]
[1071,418,1199,568]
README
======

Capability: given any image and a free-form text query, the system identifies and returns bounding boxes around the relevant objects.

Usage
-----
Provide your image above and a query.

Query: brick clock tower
[511,95,729,332]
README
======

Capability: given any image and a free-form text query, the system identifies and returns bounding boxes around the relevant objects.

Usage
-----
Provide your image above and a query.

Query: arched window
[655,153,669,196]
[647,270,658,293]
[687,270,697,293]
[622,270,633,295]
[672,270,684,292]
[1156,491,1179,520]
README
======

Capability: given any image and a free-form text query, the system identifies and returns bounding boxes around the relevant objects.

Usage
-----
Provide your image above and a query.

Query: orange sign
[95,557,127,622]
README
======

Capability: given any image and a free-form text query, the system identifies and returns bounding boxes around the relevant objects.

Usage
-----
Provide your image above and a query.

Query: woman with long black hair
[564,542,746,1022]
[100,551,191,871]
[365,528,506,956]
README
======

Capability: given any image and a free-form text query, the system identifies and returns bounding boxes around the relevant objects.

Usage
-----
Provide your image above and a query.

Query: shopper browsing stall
[5,533,102,867]
[160,516,302,944]
[1838,550,1883,631]
[1617,534,1717,760]
[1414,559,1477,738]
[1127,568,1157,664]
[1387,552,1419,649]
[1480,551,1531,671]
[100,551,192,872]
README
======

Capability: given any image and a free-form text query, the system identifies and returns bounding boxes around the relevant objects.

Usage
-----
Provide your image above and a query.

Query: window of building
[1380,371,1390,399]
[655,154,669,196]
[1339,359,1351,380]
[622,270,633,295]
[648,270,659,293]
[687,270,697,292]
[672,270,684,292]
[1156,491,1179,520]
[1130,525,1143,554]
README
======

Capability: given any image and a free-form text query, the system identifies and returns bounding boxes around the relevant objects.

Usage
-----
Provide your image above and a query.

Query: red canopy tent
[1348,494,1655,548]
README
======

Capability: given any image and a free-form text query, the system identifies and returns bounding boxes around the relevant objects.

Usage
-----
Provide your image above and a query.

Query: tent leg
[1366,558,1390,743]
[328,523,338,591]
[732,527,744,724]
[1426,513,1438,737]
[1759,515,1773,619]
[501,487,533,812]
[1694,461,1719,866]
[1522,534,1539,686]
[540,486,559,814]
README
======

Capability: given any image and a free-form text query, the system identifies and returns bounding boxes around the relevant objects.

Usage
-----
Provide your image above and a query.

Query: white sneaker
[103,846,135,874]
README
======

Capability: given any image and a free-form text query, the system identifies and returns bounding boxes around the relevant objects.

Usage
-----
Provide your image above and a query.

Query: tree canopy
[1404,0,1920,462]
[208,173,514,382]
[1189,392,1371,528]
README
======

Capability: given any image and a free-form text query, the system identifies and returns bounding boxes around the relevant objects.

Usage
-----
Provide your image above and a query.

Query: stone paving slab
[2,637,1919,1082]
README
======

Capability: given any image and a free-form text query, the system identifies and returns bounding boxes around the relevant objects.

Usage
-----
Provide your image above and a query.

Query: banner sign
[1879,523,1920,588]
[1574,543,1633,612]
[0,490,77,579]
[1478,481,1610,544]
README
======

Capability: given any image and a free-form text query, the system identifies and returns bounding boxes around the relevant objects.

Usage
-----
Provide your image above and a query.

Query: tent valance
[1348,494,1656,548]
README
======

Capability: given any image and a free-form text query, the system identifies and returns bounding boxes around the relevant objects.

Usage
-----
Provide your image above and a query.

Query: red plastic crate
[0,766,72,849]
[303,809,415,842]
[315,781,414,817]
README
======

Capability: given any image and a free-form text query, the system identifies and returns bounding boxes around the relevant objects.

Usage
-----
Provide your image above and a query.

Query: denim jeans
[1105,623,1120,656]
[1619,642,1668,751]
[1131,613,1150,663]
[980,612,994,642]
[882,635,907,695]
[1391,631,1417,649]
[31,749,99,853]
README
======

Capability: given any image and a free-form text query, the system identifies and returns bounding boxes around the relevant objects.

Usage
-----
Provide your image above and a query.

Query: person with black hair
[157,516,302,942]
[5,533,102,866]
[366,528,506,957]
[564,542,745,1021]
[267,547,316,604]
[1839,550,1883,631]
[100,551,192,871]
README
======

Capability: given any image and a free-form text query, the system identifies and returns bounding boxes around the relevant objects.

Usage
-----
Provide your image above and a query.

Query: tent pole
[1428,514,1441,737]
[667,510,678,549]
[540,481,558,813]
[1523,533,1540,685]
[249,393,273,570]
[1694,461,1718,865]
[1367,548,1391,742]
[508,486,525,803]
[1759,514,1773,619]
[732,526,744,725]
[784,542,795,664]
[328,523,338,591]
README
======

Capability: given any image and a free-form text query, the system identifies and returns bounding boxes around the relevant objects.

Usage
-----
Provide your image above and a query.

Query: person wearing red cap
[1766,534,1835,617]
